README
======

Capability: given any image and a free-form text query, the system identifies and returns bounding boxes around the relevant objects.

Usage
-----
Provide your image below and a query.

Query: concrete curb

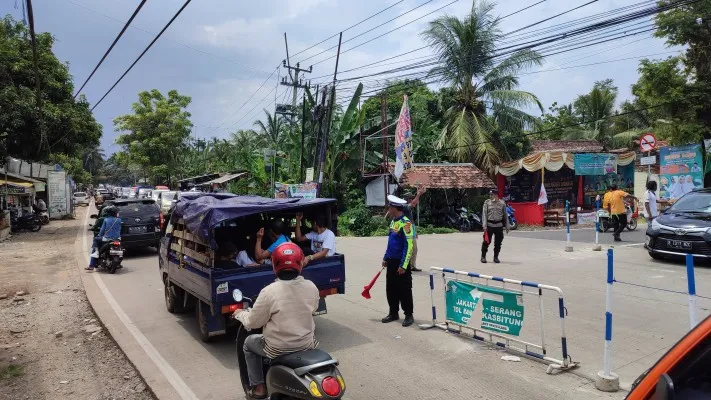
[73,207,181,400]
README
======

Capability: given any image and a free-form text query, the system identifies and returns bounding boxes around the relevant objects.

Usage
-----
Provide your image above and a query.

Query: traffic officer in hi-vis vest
[381,195,415,327]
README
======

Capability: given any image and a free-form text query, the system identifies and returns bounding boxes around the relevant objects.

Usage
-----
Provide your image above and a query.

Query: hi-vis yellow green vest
[383,215,414,269]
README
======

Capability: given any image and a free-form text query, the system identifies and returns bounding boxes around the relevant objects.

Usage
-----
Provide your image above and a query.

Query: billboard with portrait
[659,144,703,200]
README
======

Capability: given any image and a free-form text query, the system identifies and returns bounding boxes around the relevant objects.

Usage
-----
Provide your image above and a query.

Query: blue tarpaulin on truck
[171,193,336,243]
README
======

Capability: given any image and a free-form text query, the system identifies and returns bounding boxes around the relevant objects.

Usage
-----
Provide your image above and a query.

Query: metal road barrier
[420,267,579,374]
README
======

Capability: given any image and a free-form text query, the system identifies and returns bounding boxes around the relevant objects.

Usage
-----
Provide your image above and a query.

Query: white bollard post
[686,254,699,329]
[593,200,601,251]
[565,200,573,252]
[596,249,619,392]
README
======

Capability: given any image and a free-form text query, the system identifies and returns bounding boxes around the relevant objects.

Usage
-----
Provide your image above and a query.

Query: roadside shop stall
[495,141,636,226]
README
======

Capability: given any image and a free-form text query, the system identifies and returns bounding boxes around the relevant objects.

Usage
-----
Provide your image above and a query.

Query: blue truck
[158,193,346,342]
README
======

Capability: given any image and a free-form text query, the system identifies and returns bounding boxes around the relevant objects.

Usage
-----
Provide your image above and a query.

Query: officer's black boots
[402,315,414,327]
[381,314,399,323]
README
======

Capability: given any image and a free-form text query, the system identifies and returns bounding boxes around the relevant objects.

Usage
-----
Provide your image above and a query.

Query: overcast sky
[2,0,679,153]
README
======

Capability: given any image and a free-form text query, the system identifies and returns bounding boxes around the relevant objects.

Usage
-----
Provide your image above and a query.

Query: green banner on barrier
[445,280,525,336]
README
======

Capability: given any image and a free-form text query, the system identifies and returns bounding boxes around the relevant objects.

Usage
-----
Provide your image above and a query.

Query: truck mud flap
[313,297,327,316]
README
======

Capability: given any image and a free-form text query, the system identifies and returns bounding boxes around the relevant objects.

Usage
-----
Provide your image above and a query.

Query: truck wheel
[196,301,212,343]
[164,278,185,314]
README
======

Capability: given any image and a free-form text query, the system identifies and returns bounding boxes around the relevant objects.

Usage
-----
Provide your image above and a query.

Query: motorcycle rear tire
[107,256,119,274]
[509,219,518,231]
[30,223,41,232]
[40,216,49,225]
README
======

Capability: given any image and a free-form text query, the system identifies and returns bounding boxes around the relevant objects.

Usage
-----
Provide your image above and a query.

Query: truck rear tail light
[220,303,244,314]
[159,213,165,231]
[319,288,337,297]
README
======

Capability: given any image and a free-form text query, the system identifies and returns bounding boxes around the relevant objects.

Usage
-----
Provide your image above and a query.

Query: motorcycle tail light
[112,241,121,246]
[159,213,164,231]
[321,377,340,397]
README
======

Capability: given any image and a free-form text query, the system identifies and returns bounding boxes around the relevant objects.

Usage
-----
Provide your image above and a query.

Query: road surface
[80,211,711,400]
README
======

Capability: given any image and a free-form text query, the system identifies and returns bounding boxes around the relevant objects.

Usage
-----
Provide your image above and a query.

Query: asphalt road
[82,216,711,400]
[510,225,648,246]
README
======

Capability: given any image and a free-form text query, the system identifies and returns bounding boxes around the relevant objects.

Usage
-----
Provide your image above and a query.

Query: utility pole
[278,33,311,182]
[316,32,342,197]
[300,92,306,182]
[381,93,388,202]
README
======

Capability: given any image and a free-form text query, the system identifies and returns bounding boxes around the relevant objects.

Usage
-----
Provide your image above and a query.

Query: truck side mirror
[655,373,675,400]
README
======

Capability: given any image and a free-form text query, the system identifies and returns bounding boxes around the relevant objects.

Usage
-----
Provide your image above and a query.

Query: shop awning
[0,180,33,188]
[496,151,636,176]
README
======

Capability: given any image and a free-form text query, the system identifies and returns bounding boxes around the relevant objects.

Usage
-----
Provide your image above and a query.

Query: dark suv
[114,199,162,249]
[646,189,711,260]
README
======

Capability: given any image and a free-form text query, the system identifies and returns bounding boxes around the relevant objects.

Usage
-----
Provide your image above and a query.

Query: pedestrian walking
[603,184,637,242]
[481,190,509,264]
[401,185,426,272]
[643,180,671,223]
[381,195,415,327]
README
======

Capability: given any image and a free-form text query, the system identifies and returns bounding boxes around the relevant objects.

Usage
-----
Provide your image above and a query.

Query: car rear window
[115,201,159,217]
[74,192,86,197]
[162,192,176,201]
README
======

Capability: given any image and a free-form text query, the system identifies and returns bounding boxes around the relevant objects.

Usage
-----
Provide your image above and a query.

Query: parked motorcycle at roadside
[35,209,49,225]
[597,201,637,232]
[10,210,41,232]
[506,204,518,230]
[233,289,346,400]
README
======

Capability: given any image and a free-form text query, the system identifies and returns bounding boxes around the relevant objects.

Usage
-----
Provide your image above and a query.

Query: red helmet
[271,242,304,275]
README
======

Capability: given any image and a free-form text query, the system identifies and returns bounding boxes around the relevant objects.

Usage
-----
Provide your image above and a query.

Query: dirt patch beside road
[0,208,155,400]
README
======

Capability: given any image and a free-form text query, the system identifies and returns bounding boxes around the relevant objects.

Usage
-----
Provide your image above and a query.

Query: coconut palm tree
[422,1,543,173]
[254,109,286,148]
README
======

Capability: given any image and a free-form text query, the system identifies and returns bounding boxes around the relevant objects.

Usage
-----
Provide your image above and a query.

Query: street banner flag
[394,95,414,180]
[538,183,548,205]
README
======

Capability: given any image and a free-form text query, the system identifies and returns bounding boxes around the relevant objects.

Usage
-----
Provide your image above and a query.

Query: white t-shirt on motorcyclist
[643,190,658,219]
[306,229,336,256]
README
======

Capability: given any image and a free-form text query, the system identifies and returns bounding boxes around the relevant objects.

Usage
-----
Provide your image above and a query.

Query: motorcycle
[34,209,49,225]
[506,204,518,230]
[94,240,124,274]
[234,289,346,400]
[596,202,637,232]
[10,211,42,233]
[453,207,473,232]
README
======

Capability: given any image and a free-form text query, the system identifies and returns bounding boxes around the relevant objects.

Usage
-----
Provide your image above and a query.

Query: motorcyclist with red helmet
[233,242,320,399]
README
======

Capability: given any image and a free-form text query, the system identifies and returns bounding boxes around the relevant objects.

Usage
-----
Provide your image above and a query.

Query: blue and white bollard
[596,249,619,392]
[593,200,602,251]
[565,200,573,252]
[686,254,699,329]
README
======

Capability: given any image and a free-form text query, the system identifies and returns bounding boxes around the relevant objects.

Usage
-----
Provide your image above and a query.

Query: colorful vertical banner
[394,95,414,180]
[659,144,703,200]
[574,153,618,175]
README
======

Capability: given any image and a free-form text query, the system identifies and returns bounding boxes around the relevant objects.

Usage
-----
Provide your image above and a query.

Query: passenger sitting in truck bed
[254,220,290,262]
[214,241,240,269]
[294,213,336,267]
[236,236,261,268]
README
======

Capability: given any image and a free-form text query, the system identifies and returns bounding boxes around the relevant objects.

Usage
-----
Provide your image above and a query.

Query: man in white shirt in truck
[294,213,336,267]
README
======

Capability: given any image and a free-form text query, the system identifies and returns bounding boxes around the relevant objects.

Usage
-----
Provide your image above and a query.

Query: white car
[73,192,90,206]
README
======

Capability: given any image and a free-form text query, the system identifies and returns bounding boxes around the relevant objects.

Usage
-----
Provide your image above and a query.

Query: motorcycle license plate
[667,240,692,250]
[128,226,147,233]
[109,250,124,255]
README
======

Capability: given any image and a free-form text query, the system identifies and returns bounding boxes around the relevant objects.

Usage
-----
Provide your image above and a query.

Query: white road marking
[82,207,198,400]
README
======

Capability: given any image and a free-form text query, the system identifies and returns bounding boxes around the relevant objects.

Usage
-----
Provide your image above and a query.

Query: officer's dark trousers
[481,226,504,257]
[385,258,413,317]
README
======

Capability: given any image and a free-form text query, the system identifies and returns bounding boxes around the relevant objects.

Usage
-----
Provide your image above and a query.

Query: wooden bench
[544,209,578,226]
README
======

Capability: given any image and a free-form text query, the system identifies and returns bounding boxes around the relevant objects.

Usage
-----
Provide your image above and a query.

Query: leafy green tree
[422,1,543,173]
[254,109,286,148]
[113,89,193,186]
[0,16,101,172]
[655,0,711,137]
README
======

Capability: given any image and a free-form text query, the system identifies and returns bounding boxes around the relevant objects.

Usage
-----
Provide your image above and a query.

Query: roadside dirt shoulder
[0,207,155,400]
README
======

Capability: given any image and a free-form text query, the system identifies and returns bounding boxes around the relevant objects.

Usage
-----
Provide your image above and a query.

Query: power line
[310,0,461,67]
[64,0,272,76]
[297,0,439,64]
[90,0,192,111]
[291,0,407,59]
[73,0,147,98]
